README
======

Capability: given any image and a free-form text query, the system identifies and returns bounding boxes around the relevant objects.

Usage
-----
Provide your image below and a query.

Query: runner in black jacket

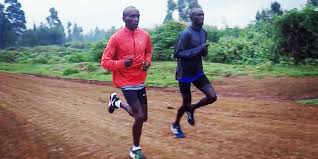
[171,8,217,138]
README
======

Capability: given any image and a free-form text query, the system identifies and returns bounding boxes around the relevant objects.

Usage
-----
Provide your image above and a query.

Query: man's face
[191,9,204,26]
[123,8,140,30]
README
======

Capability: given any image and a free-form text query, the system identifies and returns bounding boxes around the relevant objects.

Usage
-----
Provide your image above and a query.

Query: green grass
[1,61,318,87]
[297,99,318,105]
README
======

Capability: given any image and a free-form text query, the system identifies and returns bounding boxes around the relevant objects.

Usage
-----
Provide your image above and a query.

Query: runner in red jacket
[101,25,152,88]
[101,6,151,159]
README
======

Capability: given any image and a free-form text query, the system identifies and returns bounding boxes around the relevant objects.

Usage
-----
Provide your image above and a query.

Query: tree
[66,22,72,41]
[256,1,283,22]
[46,7,65,45]
[187,0,200,9]
[72,23,83,41]
[274,6,318,64]
[0,3,8,48]
[177,0,188,22]
[4,0,26,46]
[104,26,116,40]
[307,0,318,6]
[271,1,283,16]
[176,0,201,22]
[46,7,62,28]
[19,28,37,46]
[164,0,177,22]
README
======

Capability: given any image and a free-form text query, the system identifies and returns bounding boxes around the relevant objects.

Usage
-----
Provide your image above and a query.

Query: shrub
[151,21,187,61]
[90,41,106,62]
[0,51,17,63]
[63,68,80,76]
[31,56,48,64]
[66,54,85,63]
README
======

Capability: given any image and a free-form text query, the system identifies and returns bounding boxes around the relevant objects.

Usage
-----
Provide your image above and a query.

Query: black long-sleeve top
[174,26,208,82]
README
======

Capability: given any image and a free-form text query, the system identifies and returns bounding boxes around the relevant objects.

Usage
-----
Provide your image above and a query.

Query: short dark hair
[123,6,137,17]
[189,7,203,17]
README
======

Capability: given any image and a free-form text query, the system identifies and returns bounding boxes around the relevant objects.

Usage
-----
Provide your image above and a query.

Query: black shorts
[121,88,147,106]
[179,74,210,94]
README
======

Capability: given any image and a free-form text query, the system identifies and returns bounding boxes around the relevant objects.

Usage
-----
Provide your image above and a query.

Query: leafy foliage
[0,4,8,48]
[164,0,177,22]
[90,41,106,62]
[256,1,283,22]
[164,0,201,22]
[0,0,26,48]
[150,21,186,61]
[63,68,80,76]
[307,0,318,6]
[274,6,318,64]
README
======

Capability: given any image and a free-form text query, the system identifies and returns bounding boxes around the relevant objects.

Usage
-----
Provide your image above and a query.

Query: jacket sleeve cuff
[117,60,126,69]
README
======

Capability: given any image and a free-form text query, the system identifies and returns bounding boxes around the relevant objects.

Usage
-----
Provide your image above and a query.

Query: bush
[65,41,92,50]
[31,56,49,64]
[151,21,187,61]
[90,41,106,62]
[63,68,80,76]
[0,51,17,63]
[206,23,276,65]
[274,6,318,64]
[77,63,98,72]
[66,54,85,63]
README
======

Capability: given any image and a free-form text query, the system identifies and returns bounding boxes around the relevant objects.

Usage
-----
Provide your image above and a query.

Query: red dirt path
[1,72,318,159]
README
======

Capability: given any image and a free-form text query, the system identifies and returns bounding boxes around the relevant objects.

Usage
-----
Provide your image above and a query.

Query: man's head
[122,6,140,31]
[189,8,204,27]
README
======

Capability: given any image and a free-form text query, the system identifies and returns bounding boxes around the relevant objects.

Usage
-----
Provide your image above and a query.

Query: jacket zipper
[132,32,136,56]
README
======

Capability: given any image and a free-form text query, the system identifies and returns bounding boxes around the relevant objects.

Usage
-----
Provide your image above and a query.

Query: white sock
[114,100,121,108]
[132,145,141,151]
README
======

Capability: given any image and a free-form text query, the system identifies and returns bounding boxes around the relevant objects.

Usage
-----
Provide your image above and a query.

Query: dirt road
[1,72,318,159]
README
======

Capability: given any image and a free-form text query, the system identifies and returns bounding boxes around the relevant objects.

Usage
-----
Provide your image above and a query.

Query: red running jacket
[101,27,152,88]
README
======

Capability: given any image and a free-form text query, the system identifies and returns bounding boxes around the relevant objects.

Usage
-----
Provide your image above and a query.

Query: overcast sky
[1,0,307,32]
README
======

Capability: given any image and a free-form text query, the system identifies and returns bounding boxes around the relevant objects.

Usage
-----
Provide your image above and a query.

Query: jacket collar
[124,26,139,33]
[190,25,202,32]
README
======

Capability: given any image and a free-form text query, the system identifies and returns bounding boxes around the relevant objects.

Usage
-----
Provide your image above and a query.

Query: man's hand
[202,43,209,49]
[124,58,133,68]
[201,43,209,56]
[141,61,150,71]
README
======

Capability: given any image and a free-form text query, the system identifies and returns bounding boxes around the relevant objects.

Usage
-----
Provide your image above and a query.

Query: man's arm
[144,34,152,64]
[100,36,126,71]
[141,34,152,71]
[174,31,206,59]
[201,30,209,57]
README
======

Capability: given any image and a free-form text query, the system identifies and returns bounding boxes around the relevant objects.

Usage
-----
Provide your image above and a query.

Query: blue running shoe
[170,123,185,138]
[186,108,195,126]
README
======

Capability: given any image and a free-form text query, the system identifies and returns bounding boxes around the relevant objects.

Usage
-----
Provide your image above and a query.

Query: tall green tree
[274,6,318,64]
[187,0,200,9]
[177,0,188,22]
[271,1,283,16]
[177,0,201,22]
[66,22,72,41]
[0,3,8,48]
[307,0,318,6]
[256,1,283,22]
[4,0,26,46]
[255,11,262,21]
[46,7,65,45]
[72,23,83,41]
[46,7,62,28]
[164,0,177,22]
[19,28,37,47]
